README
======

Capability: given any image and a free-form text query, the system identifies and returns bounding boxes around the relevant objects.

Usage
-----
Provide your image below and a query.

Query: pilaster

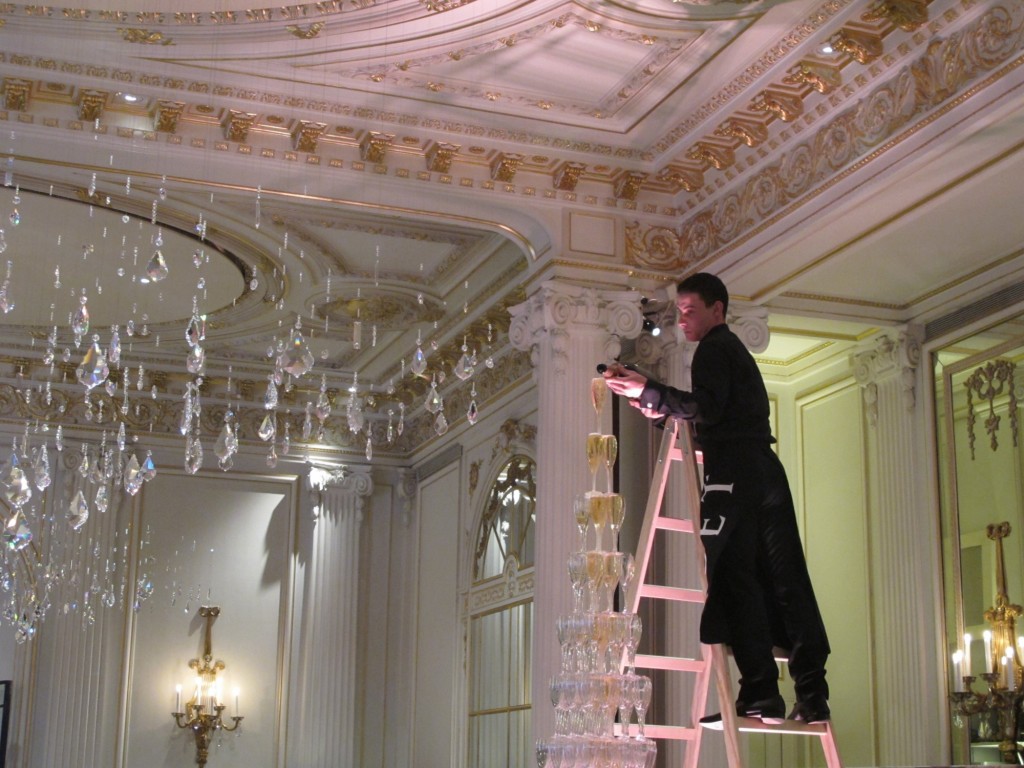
[853,326,944,765]
[287,467,372,767]
[508,280,642,744]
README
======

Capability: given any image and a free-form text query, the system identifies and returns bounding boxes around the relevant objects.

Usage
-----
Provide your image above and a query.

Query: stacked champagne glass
[536,378,656,768]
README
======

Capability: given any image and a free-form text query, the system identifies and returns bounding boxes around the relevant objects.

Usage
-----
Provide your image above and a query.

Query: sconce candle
[964,633,973,677]
[984,630,993,673]
[175,684,182,713]
[233,687,240,718]
[952,650,965,692]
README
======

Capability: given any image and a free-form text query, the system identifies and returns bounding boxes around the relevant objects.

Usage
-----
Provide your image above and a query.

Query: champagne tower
[535,377,657,768]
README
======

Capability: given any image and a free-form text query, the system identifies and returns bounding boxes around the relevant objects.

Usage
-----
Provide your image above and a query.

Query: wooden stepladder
[622,417,843,768]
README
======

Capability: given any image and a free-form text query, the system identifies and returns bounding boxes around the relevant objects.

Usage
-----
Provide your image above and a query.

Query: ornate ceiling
[0,0,1020,457]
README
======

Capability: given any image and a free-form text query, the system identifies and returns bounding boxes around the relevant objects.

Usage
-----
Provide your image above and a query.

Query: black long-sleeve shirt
[638,323,774,448]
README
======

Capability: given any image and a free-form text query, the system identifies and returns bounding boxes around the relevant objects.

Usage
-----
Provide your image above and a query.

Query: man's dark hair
[677,272,729,315]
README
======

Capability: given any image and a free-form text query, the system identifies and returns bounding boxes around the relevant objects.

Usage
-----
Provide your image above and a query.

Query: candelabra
[172,606,243,766]
[950,522,1023,763]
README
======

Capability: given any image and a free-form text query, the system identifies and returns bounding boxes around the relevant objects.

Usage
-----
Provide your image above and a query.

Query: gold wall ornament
[750,88,804,122]
[359,131,394,164]
[829,27,883,64]
[222,110,257,143]
[76,89,107,122]
[426,141,460,173]
[687,142,734,170]
[863,0,928,32]
[553,161,586,191]
[713,117,768,148]
[964,358,1018,460]
[2,79,31,112]
[152,100,185,133]
[490,152,524,182]
[292,120,327,153]
[285,21,324,39]
[656,165,704,193]
[783,61,842,94]
[614,171,647,201]
[116,27,173,45]
[624,221,688,272]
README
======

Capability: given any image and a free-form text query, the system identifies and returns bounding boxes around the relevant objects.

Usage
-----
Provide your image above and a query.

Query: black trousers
[698,442,830,704]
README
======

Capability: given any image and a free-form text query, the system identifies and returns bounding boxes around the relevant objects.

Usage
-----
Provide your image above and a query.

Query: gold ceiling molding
[292,120,327,153]
[222,109,257,143]
[614,171,647,201]
[152,99,185,133]
[285,21,324,39]
[4,0,368,26]
[964,358,1018,460]
[491,153,524,183]
[2,77,30,111]
[629,3,1024,274]
[553,162,586,192]
[359,131,393,164]
[426,141,460,173]
[76,88,107,122]
[864,0,930,32]
[116,27,174,45]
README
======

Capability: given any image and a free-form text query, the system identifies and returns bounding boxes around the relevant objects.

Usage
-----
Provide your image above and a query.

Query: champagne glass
[602,434,618,492]
[619,553,636,614]
[585,551,605,613]
[586,433,603,491]
[591,377,607,431]
[572,493,591,551]
[604,552,623,613]
[536,739,550,768]
[607,493,625,550]
[627,613,643,672]
[589,493,609,552]
[616,675,634,738]
[567,552,588,613]
[631,675,653,737]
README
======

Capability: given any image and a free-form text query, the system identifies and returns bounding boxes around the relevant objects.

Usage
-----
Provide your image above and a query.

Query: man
[603,272,830,725]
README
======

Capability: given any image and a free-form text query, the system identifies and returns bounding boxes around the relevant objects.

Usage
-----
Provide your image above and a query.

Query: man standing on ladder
[603,272,831,726]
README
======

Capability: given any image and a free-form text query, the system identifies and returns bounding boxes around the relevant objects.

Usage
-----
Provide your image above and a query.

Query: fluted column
[509,280,642,744]
[854,327,944,765]
[287,467,372,768]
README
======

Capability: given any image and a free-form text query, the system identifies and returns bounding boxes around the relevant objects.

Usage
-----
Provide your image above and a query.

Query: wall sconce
[172,606,243,766]
[640,297,671,337]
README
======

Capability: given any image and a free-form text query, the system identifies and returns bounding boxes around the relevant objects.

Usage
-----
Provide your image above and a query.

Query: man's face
[675,292,723,342]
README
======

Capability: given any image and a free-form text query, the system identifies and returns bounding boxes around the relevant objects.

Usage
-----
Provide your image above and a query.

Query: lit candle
[175,684,182,713]
[194,677,202,708]
[1002,656,1010,689]
[233,687,240,717]
[952,650,964,692]
[964,633,973,677]
[984,630,993,673]
[1008,650,1017,692]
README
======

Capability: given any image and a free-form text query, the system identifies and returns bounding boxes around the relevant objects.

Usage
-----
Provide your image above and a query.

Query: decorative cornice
[727,305,770,354]
[852,327,922,425]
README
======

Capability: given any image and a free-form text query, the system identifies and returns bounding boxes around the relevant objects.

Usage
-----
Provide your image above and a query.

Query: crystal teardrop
[302,403,313,441]
[185,436,203,475]
[258,413,276,442]
[76,338,109,391]
[108,326,121,365]
[123,454,143,496]
[467,400,479,425]
[141,452,157,481]
[3,515,32,551]
[365,435,372,461]
[32,447,50,491]
[72,298,90,337]
[2,454,31,508]
[454,352,474,380]
[434,411,449,436]
[425,384,442,414]
[214,422,235,461]
[263,377,278,410]
[94,484,109,514]
[266,445,278,468]
[68,490,89,531]
[185,311,205,347]
[277,326,314,378]
[186,344,205,375]
[410,345,427,376]
[146,250,168,282]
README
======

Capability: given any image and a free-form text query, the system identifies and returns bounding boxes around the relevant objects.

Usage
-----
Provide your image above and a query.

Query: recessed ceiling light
[820,43,834,55]
[121,93,140,103]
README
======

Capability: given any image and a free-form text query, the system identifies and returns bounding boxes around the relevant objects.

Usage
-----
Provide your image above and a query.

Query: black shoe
[699,695,786,729]
[787,695,830,724]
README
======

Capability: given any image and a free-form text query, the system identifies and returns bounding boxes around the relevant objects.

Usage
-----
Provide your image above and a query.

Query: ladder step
[639,584,705,603]
[633,654,705,673]
[735,719,833,736]
[616,723,697,741]
[654,516,695,534]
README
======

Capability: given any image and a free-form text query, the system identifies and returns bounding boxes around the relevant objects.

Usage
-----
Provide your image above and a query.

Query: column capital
[307,464,373,520]
[727,304,770,354]
[508,281,643,374]
[853,326,923,424]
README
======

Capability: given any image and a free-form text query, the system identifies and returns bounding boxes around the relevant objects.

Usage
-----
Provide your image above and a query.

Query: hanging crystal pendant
[467,399,479,425]
[123,454,143,496]
[108,325,121,365]
[387,410,395,443]
[258,413,276,442]
[277,320,314,377]
[434,411,449,436]
[94,484,109,514]
[77,335,110,391]
[68,490,89,531]
[0,229,7,255]
[2,453,31,508]
[302,402,313,441]
[32,446,50,491]
[410,345,427,376]
[425,380,442,414]
[186,344,205,375]
[185,435,203,475]
[0,260,14,314]
[116,421,126,452]
[146,250,169,282]
[365,433,372,461]
[397,403,405,436]
[263,376,278,410]
[347,401,365,434]
[3,513,31,551]
[72,292,90,341]
[266,444,278,468]
[141,451,157,482]
[214,420,236,462]
[55,424,64,451]
[185,302,205,347]
[281,421,291,455]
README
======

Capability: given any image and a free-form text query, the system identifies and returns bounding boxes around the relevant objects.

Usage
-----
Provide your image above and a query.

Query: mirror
[936,313,1024,763]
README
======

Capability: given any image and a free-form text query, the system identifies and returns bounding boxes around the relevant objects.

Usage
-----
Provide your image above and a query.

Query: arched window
[467,455,536,767]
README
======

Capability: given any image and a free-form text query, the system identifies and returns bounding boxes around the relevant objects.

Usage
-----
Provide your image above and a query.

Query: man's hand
[627,399,662,420]
[602,363,647,399]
